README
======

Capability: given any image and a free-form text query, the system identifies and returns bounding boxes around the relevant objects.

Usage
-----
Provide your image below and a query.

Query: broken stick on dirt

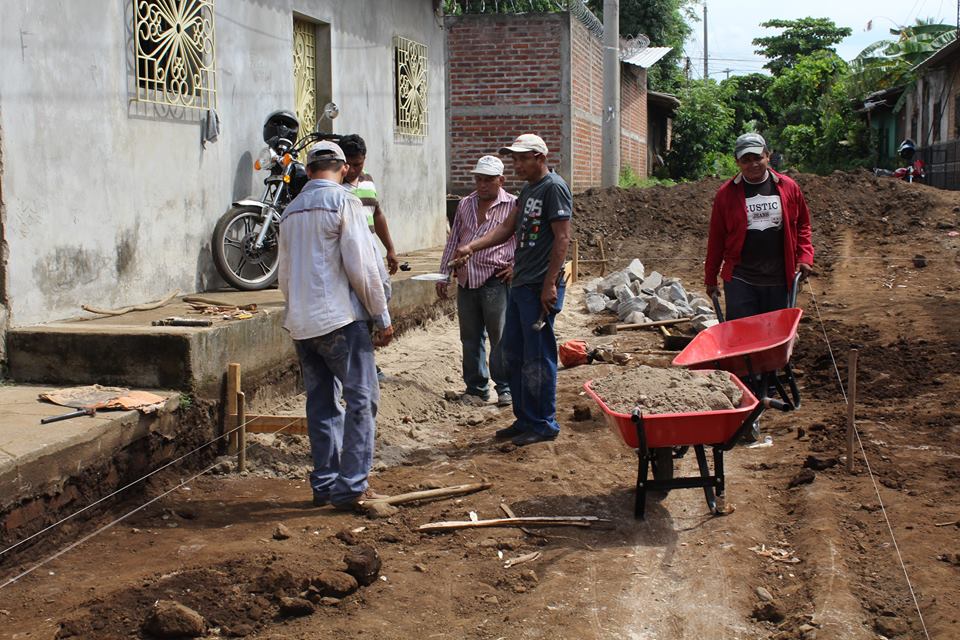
[82,290,180,317]
[362,482,491,507]
[418,516,606,532]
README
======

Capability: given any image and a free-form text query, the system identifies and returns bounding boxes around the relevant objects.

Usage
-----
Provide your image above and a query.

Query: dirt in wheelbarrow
[589,365,744,415]
[3,171,960,640]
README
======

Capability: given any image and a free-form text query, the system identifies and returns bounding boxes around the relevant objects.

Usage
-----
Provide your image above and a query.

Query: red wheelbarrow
[585,374,790,518]
[582,274,804,518]
[673,271,804,410]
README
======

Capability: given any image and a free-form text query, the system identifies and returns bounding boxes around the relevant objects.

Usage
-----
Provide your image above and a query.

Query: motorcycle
[873,138,926,184]
[212,103,340,290]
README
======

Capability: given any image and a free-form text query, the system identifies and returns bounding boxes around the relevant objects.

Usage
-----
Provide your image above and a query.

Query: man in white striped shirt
[438,156,517,406]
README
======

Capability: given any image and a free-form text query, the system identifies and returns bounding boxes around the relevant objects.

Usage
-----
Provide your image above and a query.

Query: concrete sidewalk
[0,384,181,540]
[6,246,448,396]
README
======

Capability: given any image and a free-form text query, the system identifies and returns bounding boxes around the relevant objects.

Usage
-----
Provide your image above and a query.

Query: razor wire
[0,389,306,564]
[806,282,931,640]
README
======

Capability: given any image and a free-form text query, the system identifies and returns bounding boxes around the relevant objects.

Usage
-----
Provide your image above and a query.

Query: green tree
[666,79,735,179]
[765,51,868,171]
[719,73,773,136]
[849,19,957,98]
[753,17,852,75]
[588,0,697,91]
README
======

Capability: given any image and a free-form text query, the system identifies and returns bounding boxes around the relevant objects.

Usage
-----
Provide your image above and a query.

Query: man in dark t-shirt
[705,132,814,321]
[453,134,572,446]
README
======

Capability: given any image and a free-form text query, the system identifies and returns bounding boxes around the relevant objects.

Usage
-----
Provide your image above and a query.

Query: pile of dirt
[589,365,742,415]
[572,170,951,271]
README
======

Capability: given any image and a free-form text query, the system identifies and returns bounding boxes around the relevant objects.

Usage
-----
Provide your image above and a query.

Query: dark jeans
[294,321,379,503]
[723,277,788,321]
[456,278,510,398]
[501,283,566,436]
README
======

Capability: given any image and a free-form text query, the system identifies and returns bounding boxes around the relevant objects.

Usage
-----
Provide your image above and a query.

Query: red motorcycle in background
[874,139,925,183]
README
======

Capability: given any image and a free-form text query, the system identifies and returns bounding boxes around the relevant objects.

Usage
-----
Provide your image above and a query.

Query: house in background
[444,5,675,195]
[903,38,960,188]
[857,86,906,169]
[0,0,447,350]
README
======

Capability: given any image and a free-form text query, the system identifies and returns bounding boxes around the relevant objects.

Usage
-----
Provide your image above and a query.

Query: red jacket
[705,170,814,291]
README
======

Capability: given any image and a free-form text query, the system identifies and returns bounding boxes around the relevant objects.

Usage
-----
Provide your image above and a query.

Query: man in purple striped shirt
[438,156,517,406]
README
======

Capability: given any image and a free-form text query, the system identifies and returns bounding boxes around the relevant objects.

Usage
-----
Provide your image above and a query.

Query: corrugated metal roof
[622,46,672,69]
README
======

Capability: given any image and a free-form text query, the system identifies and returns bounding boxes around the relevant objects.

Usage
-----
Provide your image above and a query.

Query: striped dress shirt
[440,188,517,289]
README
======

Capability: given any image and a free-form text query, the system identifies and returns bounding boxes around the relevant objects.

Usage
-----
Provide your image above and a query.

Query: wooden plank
[243,415,309,435]
[571,238,579,283]
[226,363,241,454]
[237,391,247,472]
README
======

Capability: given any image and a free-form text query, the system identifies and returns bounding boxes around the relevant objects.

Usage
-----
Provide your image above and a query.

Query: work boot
[331,488,390,512]
[495,422,525,440]
[511,431,558,447]
[496,392,512,408]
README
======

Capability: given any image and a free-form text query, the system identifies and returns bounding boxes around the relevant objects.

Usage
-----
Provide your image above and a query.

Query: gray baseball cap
[306,140,346,163]
[499,134,549,156]
[734,133,767,159]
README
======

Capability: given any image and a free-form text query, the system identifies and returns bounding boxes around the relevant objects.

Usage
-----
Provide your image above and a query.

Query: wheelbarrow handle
[789,271,803,308]
[711,292,724,323]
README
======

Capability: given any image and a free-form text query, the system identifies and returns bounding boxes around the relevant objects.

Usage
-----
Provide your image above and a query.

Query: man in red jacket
[705,133,814,320]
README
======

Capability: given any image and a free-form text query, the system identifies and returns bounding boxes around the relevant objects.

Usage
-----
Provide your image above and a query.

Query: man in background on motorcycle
[278,140,394,511]
[339,134,400,275]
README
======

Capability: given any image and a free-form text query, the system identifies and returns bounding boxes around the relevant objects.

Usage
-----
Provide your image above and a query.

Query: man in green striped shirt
[340,134,399,275]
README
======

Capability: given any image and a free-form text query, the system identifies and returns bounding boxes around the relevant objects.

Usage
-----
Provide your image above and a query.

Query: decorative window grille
[394,36,428,137]
[134,0,217,110]
[293,19,318,137]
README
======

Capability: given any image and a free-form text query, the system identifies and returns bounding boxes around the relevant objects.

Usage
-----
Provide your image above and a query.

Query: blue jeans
[501,283,566,436]
[723,278,788,321]
[294,321,379,503]
[457,278,510,398]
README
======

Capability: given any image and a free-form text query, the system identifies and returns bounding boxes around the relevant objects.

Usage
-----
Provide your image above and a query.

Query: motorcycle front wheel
[212,205,280,291]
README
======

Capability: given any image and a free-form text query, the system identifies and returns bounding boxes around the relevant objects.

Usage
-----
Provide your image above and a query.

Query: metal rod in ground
[226,363,241,454]
[847,349,858,473]
[237,391,247,473]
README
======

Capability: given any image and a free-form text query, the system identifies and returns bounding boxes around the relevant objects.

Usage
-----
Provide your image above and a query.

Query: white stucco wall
[0,0,446,326]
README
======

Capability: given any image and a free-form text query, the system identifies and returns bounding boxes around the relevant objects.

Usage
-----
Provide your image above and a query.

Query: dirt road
[1,171,958,640]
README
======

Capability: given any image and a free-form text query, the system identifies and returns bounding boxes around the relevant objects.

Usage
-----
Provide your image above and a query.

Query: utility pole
[722,67,732,80]
[703,2,708,80]
[601,0,621,188]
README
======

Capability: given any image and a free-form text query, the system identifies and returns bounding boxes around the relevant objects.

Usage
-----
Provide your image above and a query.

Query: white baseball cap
[306,140,346,163]
[499,134,549,156]
[471,155,505,176]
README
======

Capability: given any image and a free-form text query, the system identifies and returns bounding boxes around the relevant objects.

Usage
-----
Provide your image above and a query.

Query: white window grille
[134,0,217,110]
[394,36,428,138]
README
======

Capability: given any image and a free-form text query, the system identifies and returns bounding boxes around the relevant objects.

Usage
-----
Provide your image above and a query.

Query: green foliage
[619,165,677,188]
[442,0,564,15]
[666,80,735,180]
[764,52,870,172]
[719,73,773,137]
[753,17,852,75]
[849,20,957,99]
[179,393,193,411]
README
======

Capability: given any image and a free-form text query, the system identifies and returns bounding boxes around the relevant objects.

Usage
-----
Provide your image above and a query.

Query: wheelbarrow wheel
[651,448,674,481]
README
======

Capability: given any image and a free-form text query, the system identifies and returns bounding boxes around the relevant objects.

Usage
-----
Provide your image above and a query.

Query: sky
[681,0,959,79]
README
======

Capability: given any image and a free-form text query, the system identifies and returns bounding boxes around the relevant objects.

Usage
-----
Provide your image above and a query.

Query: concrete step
[7,247,447,397]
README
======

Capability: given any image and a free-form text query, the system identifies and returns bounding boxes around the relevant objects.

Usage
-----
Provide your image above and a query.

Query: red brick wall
[621,66,648,178]
[446,13,651,194]
[446,14,566,195]
[569,21,649,188]
[570,19,603,189]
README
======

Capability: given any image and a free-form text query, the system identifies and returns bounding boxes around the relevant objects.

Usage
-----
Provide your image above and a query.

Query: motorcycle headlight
[254,147,277,171]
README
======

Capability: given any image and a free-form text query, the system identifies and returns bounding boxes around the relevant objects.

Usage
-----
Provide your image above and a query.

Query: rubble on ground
[581,259,718,330]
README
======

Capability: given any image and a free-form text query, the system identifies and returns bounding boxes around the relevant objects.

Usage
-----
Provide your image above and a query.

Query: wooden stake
[226,363,241,454]
[598,237,607,276]
[571,238,580,283]
[847,349,858,473]
[237,391,246,472]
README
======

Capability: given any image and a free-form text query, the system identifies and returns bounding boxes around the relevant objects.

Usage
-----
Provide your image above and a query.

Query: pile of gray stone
[582,259,719,332]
